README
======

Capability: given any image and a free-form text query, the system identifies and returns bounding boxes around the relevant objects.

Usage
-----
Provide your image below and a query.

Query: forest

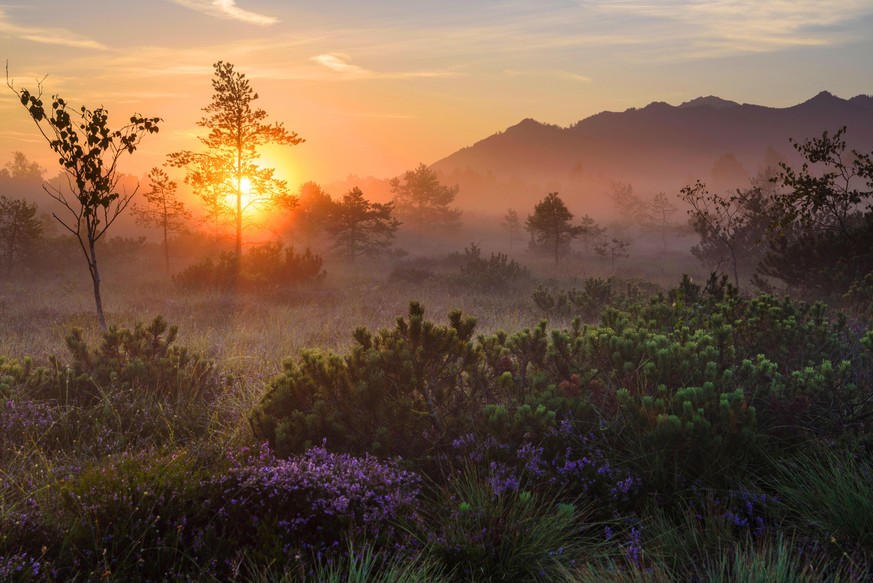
[0,62,872,581]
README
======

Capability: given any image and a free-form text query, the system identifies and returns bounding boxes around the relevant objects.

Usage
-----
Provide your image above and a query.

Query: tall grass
[768,446,873,552]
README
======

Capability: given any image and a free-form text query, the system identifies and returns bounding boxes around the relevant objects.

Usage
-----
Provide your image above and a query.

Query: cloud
[0,9,107,50]
[171,0,278,26]
[312,54,368,77]
[311,53,456,80]
[595,0,873,58]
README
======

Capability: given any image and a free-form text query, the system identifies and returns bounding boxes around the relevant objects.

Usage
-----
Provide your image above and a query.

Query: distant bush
[452,243,530,294]
[174,241,325,291]
[532,277,659,321]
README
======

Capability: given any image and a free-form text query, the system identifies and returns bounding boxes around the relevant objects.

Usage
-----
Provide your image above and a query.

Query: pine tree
[500,208,522,250]
[131,167,192,271]
[526,192,585,264]
[169,61,303,263]
[0,195,42,276]
[327,187,399,261]
[389,163,461,234]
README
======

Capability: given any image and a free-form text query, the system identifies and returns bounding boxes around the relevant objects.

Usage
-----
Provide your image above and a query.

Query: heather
[1,266,871,581]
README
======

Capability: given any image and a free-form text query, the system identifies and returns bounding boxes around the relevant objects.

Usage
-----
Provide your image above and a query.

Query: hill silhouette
[432,92,873,217]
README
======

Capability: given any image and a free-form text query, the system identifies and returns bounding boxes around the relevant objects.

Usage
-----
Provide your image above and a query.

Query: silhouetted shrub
[173,241,324,291]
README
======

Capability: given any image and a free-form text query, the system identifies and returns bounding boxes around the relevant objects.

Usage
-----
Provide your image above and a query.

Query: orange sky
[2,1,872,192]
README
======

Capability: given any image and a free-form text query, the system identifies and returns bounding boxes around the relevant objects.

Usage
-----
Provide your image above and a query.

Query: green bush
[252,277,872,490]
[252,302,490,457]
[51,316,222,406]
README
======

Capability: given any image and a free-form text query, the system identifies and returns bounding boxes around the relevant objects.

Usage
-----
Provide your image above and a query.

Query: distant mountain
[432,92,873,216]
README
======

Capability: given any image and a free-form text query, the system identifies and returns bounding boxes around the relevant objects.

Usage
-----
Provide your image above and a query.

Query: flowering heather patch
[213,443,423,564]
[0,552,51,582]
[687,485,778,539]
[21,444,423,579]
[449,422,640,515]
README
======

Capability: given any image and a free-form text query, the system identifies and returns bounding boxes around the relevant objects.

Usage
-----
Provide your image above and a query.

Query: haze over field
[2,0,873,192]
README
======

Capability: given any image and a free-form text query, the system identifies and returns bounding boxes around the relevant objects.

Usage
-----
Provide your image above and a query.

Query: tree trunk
[88,239,107,331]
[163,223,170,272]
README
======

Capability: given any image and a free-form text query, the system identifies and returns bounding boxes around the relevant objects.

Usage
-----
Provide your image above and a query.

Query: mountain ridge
[431,92,873,215]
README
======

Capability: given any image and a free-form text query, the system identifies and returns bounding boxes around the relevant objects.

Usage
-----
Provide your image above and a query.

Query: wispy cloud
[312,54,368,77]
[171,0,278,26]
[0,9,107,50]
[597,0,873,59]
[311,53,456,80]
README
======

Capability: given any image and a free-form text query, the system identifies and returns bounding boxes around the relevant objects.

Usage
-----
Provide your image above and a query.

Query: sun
[229,176,257,213]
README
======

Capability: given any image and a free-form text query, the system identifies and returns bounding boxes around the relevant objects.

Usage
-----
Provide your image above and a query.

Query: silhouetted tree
[526,192,585,264]
[291,181,335,248]
[0,195,42,276]
[169,61,303,262]
[327,187,399,261]
[500,208,522,250]
[680,180,748,288]
[7,72,160,330]
[607,181,647,228]
[594,237,630,271]
[390,163,461,233]
[710,152,749,192]
[577,214,605,252]
[756,127,873,295]
[1,151,44,180]
[772,127,871,239]
[646,192,678,250]
[132,167,192,271]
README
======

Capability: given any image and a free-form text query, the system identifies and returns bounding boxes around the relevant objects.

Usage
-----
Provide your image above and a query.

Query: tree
[646,192,678,250]
[594,237,630,271]
[755,127,873,295]
[290,181,335,248]
[132,167,192,271]
[681,181,774,289]
[2,151,44,180]
[772,126,871,239]
[577,214,605,252]
[8,72,160,330]
[169,61,303,262]
[0,195,42,276]
[390,163,461,233]
[500,208,522,250]
[525,192,585,264]
[327,187,399,261]
[607,181,647,228]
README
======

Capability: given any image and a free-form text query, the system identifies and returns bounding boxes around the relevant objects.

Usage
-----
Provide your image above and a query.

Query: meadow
[1,235,871,582]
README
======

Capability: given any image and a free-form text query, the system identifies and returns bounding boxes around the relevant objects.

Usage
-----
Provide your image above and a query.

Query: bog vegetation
[1,63,872,581]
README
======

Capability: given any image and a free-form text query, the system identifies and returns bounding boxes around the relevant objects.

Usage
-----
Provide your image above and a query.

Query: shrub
[212,445,422,569]
[174,241,325,291]
[252,302,491,457]
[453,243,530,294]
[51,315,222,406]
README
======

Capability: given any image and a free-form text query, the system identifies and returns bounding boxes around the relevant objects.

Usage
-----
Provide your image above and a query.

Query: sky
[1,0,872,188]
